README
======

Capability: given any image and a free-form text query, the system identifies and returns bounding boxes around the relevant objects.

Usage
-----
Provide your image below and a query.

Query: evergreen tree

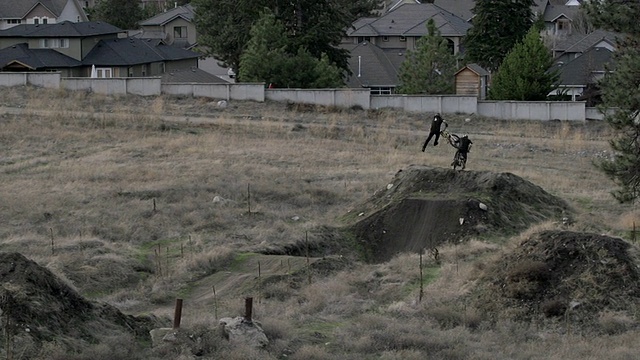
[192,0,378,79]
[88,0,145,30]
[488,27,558,101]
[396,19,458,94]
[464,0,535,72]
[239,10,343,88]
[238,10,289,85]
[584,0,640,203]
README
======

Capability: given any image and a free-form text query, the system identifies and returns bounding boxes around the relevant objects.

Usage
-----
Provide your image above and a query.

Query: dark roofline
[0,21,123,38]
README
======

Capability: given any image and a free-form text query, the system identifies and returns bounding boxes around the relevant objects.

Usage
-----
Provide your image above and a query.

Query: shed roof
[455,63,490,77]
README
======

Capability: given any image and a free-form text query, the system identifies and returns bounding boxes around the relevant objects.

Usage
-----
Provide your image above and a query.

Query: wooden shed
[454,63,490,100]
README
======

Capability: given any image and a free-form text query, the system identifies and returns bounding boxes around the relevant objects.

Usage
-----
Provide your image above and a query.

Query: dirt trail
[187,254,320,304]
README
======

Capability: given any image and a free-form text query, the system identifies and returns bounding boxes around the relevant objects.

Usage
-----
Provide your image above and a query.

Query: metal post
[173,298,183,328]
[245,297,253,322]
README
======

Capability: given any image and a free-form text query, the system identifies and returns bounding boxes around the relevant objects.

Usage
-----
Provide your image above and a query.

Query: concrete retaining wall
[0,72,60,88]
[370,95,478,114]
[62,78,162,95]
[163,83,265,101]
[0,72,615,121]
[126,78,162,96]
[477,101,586,121]
[266,89,370,109]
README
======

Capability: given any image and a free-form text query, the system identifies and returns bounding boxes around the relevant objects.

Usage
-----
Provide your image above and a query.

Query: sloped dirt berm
[469,230,640,332]
[0,252,164,357]
[347,165,572,262]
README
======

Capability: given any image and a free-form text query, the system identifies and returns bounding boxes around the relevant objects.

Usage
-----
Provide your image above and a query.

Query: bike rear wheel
[452,152,466,170]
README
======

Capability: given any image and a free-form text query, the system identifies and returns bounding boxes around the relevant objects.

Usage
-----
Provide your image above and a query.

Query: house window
[174,26,187,39]
[128,67,134,77]
[557,20,570,34]
[142,64,147,76]
[357,36,371,43]
[382,36,389,42]
[41,39,62,48]
[96,68,112,78]
[42,18,48,24]
[7,19,21,24]
[369,87,393,95]
[34,18,39,24]
[60,38,69,48]
[400,36,406,42]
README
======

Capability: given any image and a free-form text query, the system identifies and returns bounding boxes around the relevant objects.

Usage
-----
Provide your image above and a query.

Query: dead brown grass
[1,86,639,359]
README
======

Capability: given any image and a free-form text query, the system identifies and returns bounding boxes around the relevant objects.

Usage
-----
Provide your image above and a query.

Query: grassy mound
[0,252,164,357]
[346,165,571,262]
[470,230,640,333]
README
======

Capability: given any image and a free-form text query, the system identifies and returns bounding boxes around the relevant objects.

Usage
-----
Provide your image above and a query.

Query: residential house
[550,46,613,104]
[137,3,196,48]
[548,29,619,103]
[343,41,405,94]
[0,0,88,30]
[0,20,202,78]
[552,29,618,63]
[346,3,471,55]
[541,0,582,44]
[343,3,470,93]
[135,3,234,81]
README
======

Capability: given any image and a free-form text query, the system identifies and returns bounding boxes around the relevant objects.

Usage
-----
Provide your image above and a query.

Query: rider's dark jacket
[458,137,473,153]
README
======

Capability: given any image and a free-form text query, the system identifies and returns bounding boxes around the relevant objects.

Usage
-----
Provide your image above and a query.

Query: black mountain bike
[440,129,469,170]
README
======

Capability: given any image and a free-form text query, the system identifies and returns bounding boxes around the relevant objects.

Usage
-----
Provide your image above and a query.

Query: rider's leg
[434,132,441,146]
[422,133,434,151]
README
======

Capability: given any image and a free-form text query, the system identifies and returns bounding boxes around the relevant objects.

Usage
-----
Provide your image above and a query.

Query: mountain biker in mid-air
[451,134,473,170]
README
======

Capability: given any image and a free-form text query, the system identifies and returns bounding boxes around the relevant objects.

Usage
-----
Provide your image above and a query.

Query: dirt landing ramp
[0,252,161,356]
[347,165,571,262]
[470,230,640,331]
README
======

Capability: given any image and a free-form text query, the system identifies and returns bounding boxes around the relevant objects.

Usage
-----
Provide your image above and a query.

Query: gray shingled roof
[554,29,620,54]
[433,0,474,22]
[0,0,68,18]
[349,3,471,38]
[343,42,405,88]
[82,37,199,66]
[543,4,580,22]
[0,42,81,69]
[555,46,613,86]
[139,4,195,26]
[0,21,122,38]
[455,63,489,77]
[161,67,228,83]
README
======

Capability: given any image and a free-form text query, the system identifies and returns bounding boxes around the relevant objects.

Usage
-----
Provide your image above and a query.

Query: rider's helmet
[462,134,468,138]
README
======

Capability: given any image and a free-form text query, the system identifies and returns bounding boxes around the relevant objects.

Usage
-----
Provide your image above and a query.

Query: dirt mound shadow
[470,230,640,331]
[0,252,163,356]
[346,165,571,262]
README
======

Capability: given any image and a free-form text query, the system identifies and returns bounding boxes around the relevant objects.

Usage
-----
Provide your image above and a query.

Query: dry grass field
[0,86,639,359]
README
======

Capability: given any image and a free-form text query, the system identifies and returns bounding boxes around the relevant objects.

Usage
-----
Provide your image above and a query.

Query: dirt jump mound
[347,165,571,262]
[470,230,640,332]
[0,252,162,357]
